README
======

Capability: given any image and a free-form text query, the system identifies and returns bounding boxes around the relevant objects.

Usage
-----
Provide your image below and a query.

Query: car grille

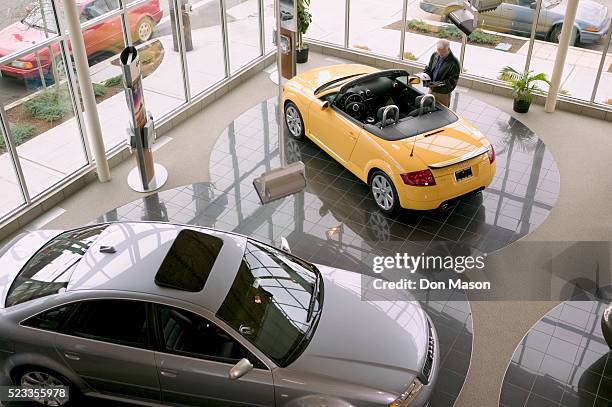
[422,321,435,383]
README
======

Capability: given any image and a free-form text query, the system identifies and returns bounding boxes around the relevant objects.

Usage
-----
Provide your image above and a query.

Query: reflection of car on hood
[282,64,496,214]
[420,0,610,45]
[0,222,439,406]
[0,0,163,82]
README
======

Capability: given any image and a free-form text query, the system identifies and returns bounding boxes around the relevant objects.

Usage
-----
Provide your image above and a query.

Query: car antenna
[410,93,434,157]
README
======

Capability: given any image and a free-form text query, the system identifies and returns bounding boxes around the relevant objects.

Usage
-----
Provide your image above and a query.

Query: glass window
[0,122,26,218]
[157,305,252,364]
[349,0,403,59]
[63,299,149,348]
[155,229,224,292]
[124,3,185,121]
[226,0,261,72]
[305,0,344,45]
[2,47,90,197]
[81,0,112,22]
[5,225,108,307]
[22,303,77,332]
[167,0,226,97]
[0,0,62,59]
[216,240,322,367]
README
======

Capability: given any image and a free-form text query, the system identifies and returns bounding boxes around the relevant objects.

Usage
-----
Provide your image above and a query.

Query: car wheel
[370,171,400,214]
[284,102,305,140]
[136,17,155,43]
[549,24,579,45]
[16,368,75,406]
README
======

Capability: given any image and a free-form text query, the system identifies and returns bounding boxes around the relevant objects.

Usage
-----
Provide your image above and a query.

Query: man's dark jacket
[424,51,460,94]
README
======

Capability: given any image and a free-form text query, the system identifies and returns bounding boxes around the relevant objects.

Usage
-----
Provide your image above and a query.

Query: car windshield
[22,1,59,33]
[315,73,365,95]
[216,240,323,367]
[5,225,108,307]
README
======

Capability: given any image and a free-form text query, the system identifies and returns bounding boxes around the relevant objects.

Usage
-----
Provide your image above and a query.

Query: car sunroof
[155,229,224,292]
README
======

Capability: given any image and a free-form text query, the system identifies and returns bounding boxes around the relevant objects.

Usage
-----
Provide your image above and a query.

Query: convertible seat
[408,95,436,117]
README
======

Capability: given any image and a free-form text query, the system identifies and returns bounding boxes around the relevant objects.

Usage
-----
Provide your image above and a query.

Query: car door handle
[160,369,178,378]
[348,131,357,140]
[63,352,80,361]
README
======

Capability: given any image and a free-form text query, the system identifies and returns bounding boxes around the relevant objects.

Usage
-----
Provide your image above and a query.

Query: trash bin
[169,0,193,52]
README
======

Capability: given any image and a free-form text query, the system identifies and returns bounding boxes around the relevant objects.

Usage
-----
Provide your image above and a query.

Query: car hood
[551,0,609,27]
[0,22,46,56]
[0,230,64,308]
[287,265,429,395]
[293,64,379,93]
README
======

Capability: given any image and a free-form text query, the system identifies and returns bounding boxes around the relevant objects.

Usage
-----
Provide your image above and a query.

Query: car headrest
[377,105,400,127]
[415,95,434,108]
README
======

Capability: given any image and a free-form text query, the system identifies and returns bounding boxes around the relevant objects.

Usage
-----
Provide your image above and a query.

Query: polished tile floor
[500,287,611,407]
[87,94,558,406]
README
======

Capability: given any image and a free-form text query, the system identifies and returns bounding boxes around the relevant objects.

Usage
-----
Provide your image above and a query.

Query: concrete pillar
[62,0,111,182]
[544,0,579,113]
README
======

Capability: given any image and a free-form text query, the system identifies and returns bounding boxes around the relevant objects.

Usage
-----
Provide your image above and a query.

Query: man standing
[424,39,460,108]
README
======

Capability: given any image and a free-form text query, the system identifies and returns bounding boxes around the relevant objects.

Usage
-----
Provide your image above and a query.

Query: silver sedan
[0,222,439,406]
[420,0,611,45]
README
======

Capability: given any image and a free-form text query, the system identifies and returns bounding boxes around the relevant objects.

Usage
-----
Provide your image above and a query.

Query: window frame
[21,303,79,333]
[150,303,269,370]
[58,298,156,350]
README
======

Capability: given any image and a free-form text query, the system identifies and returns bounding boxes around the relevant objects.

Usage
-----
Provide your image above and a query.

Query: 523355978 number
[0,386,69,403]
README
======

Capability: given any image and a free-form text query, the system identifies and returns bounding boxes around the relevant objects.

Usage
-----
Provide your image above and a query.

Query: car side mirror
[280,237,292,253]
[228,358,253,380]
[320,100,330,110]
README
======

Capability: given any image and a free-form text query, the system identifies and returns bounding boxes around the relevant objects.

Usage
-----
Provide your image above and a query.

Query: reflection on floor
[92,94,557,405]
[209,95,559,254]
[500,287,612,407]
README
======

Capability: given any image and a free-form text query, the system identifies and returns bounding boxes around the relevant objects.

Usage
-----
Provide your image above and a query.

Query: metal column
[544,0,578,112]
[399,0,408,60]
[62,0,111,181]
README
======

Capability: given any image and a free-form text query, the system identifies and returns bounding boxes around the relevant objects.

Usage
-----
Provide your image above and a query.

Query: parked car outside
[0,0,163,82]
[419,0,611,45]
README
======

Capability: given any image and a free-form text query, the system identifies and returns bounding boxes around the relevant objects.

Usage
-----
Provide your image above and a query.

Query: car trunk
[405,121,489,175]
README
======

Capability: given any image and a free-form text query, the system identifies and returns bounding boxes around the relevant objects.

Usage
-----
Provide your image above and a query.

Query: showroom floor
[16,52,612,406]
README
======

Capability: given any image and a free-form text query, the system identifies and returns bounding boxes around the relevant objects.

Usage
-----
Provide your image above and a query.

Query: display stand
[120,46,168,193]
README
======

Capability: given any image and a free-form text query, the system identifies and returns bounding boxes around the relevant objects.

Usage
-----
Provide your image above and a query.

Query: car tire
[284,101,305,140]
[14,367,77,406]
[549,24,579,46]
[369,170,400,214]
[136,17,155,43]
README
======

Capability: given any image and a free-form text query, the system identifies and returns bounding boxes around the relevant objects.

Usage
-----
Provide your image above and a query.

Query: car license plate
[455,167,472,181]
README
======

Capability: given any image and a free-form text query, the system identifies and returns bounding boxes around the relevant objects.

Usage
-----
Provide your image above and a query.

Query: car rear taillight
[486,144,495,164]
[401,169,436,186]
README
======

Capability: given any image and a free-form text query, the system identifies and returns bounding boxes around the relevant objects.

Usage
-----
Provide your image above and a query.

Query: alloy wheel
[138,19,154,42]
[371,174,395,211]
[285,105,303,138]
[20,371,69,406]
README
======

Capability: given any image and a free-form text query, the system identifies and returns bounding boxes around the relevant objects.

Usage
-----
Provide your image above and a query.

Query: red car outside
[0,0,163,81]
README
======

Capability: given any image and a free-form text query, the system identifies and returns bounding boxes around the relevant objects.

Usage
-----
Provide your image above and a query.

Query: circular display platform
[500,287,611,407]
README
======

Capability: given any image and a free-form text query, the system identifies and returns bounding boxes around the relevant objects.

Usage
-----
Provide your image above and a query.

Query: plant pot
[296,46,309,64]
[513,98,531,113]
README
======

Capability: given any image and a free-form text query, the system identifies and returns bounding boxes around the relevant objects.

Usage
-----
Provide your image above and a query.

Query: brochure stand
[120,46,168,193]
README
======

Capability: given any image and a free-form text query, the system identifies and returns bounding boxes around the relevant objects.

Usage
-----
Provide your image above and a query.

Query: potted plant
[296,0,312,63]
[499,66,550,113]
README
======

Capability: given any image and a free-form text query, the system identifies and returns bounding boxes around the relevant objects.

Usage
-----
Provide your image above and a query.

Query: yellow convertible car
[282,64,496,213]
